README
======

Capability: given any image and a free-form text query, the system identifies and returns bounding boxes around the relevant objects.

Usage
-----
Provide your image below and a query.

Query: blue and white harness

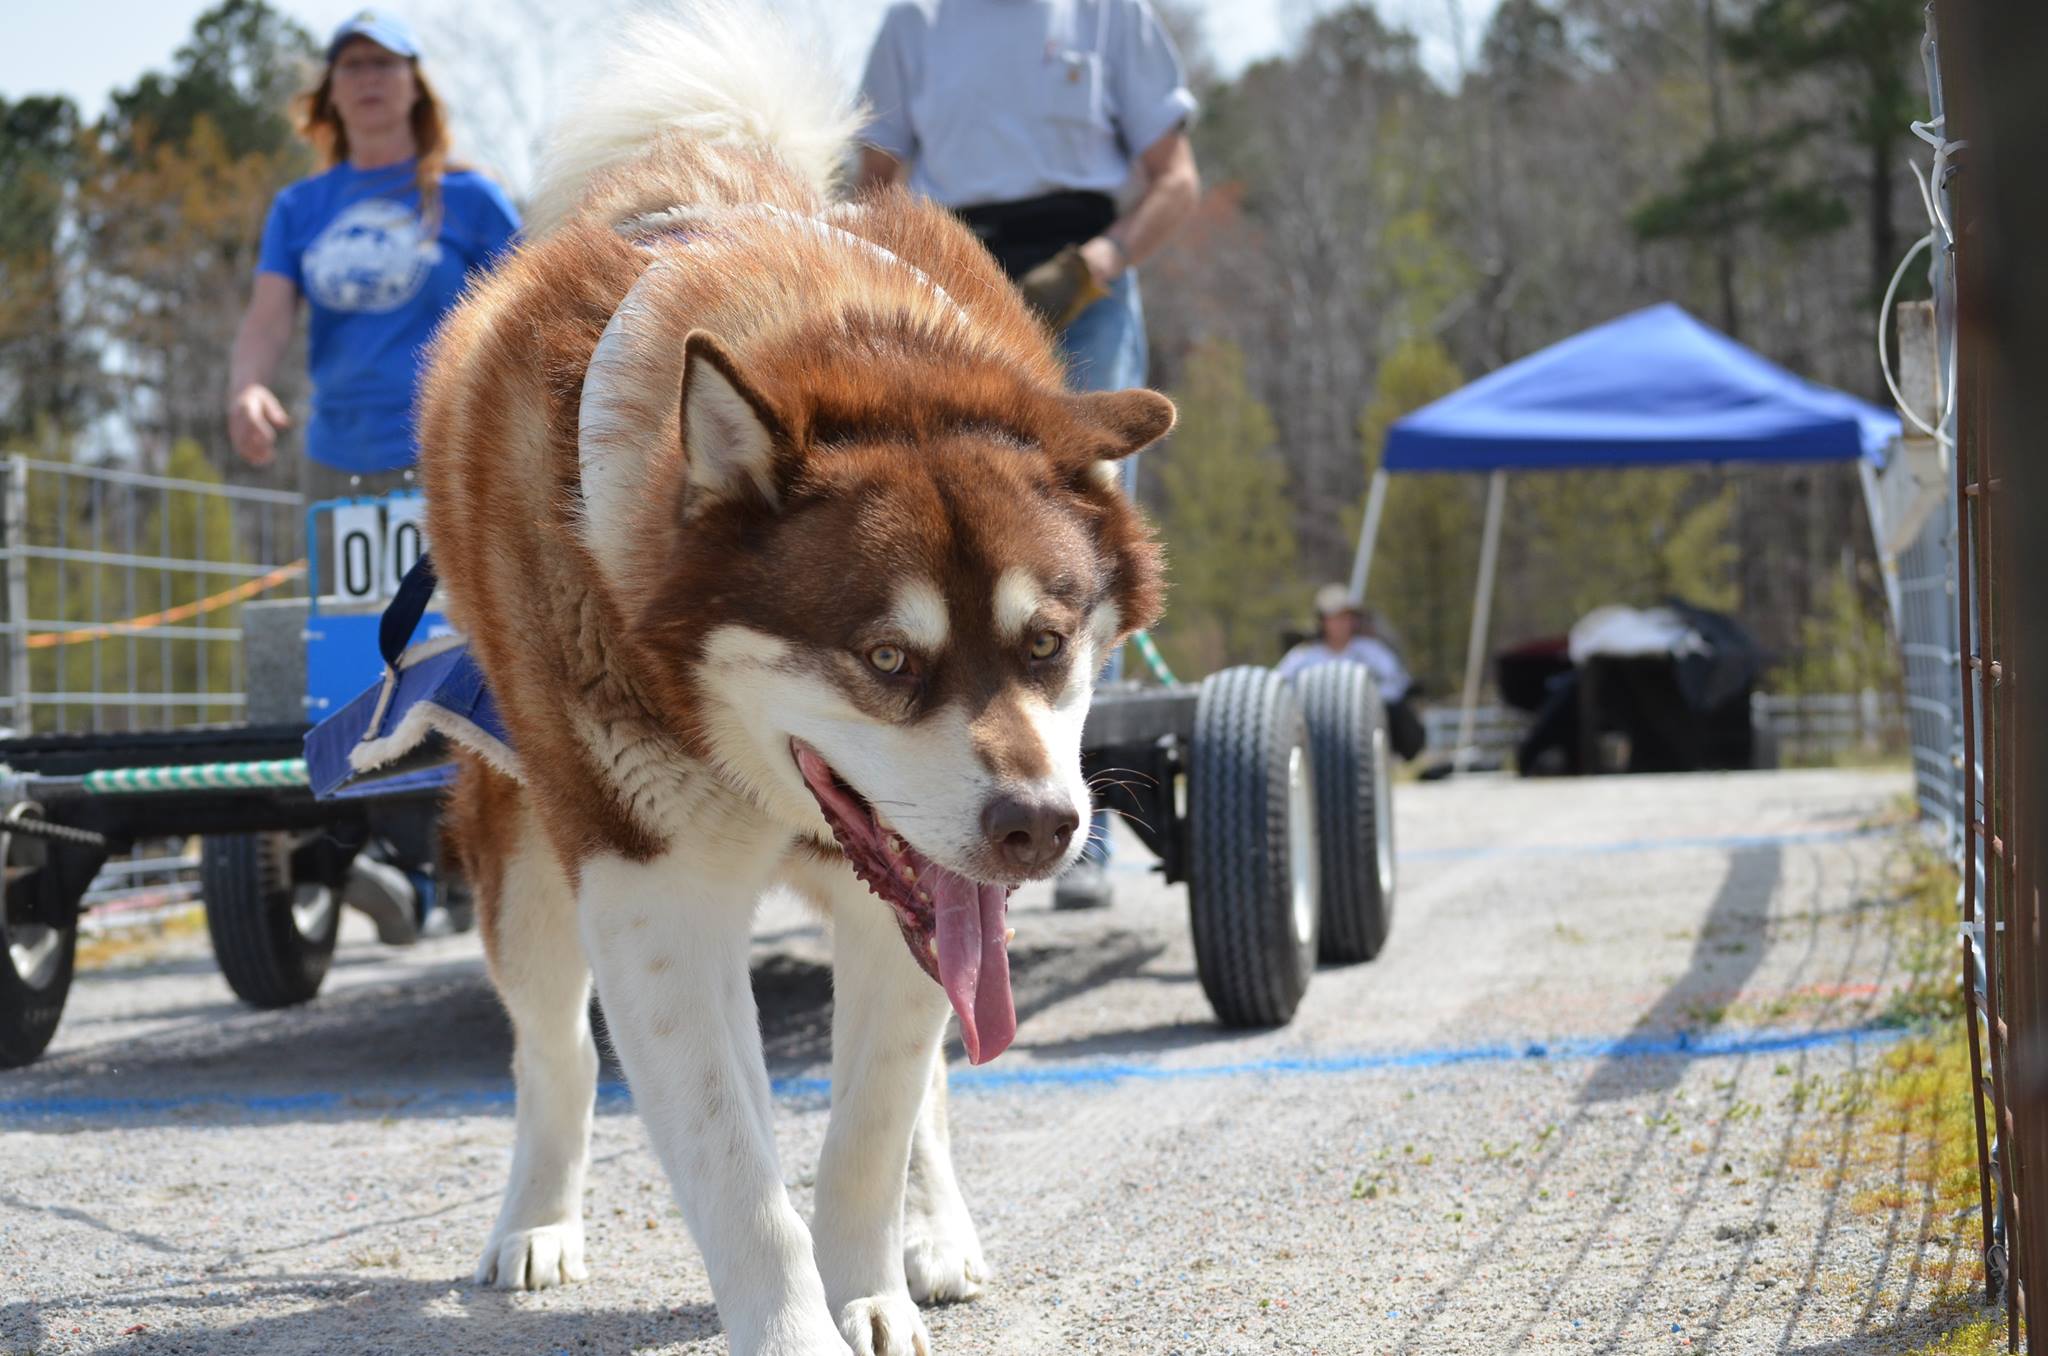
[302,554,513,798]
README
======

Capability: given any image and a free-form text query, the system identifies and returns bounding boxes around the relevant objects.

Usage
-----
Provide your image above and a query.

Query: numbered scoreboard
[325,494,428,603]
[304,493,452,717]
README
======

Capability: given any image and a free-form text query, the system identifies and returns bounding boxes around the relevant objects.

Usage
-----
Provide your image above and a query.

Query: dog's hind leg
[462,772,597,1291]
[789,859,951,1354]
[902,1047,989,1305]
[580,829,851,1356]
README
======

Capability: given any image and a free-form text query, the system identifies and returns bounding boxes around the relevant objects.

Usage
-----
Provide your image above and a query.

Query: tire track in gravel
[1390,831,1897,1354]
[1586,840,1898,1354]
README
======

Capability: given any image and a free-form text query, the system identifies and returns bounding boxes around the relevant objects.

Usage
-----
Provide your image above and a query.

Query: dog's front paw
[475,1222,588,1290]
[838,1293,930,1356]
[902,1208,988,1305]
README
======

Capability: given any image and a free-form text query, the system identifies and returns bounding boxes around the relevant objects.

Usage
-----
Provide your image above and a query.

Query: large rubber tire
[202,833,340,1009]
[0,809,74,1068]
[1188,666,1319,1027]
[1297,661,1396,964]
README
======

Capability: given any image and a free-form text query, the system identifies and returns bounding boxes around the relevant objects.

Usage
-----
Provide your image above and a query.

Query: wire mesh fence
[0,455,308,928]
[1896,498,1966,854]
[0,454,306,736]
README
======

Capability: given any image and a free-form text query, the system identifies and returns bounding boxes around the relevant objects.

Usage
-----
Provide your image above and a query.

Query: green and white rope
[1129,629,1177,686]
[80,759,309,794]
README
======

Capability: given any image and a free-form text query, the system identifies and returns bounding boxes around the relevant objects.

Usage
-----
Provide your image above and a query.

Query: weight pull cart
[0,660,1400,1069]
[0,489,1400,1065]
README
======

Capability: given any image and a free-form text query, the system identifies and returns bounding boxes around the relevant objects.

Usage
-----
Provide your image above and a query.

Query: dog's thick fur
[423,8,1171,1354]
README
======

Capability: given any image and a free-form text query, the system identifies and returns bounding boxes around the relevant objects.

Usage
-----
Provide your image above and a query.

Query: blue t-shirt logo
[302,198,440,313]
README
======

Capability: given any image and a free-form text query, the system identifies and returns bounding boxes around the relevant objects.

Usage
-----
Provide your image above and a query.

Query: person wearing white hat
[1280,585,1426,758]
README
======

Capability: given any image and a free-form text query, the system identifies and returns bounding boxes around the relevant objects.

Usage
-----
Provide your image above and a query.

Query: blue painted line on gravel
[0,1021,1906,1124]
[928,1022,1907,1095]
[1400,823,1883,864]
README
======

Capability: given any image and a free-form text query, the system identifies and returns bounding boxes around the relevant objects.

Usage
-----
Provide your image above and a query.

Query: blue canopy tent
[1344,303,1903,765]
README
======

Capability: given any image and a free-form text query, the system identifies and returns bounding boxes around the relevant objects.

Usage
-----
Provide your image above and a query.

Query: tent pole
[1454,471,1508,770]
[1856,456,1903,634]
[1347,469,1390,602]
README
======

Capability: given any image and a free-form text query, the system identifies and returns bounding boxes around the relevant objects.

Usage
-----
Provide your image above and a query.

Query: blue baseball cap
[326,9,421,62]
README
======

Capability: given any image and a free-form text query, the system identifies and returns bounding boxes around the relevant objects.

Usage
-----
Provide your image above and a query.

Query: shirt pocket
[1039,47,1106,129]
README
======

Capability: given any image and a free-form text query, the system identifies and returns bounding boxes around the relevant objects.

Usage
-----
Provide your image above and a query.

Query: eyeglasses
[334,53,407,77]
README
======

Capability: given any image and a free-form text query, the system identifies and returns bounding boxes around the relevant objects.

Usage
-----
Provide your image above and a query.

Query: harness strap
[380,553,438,669]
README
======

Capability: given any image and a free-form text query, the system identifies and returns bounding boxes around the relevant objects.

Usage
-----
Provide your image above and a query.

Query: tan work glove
[1015,244,1110,332]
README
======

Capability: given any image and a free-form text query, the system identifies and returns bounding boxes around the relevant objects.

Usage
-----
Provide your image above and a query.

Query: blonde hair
[292,51,454,226]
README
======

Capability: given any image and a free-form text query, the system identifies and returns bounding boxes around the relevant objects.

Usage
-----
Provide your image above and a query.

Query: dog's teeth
[1004,927,1016,944]
[916,889,930,903]
[927,938,939,959]
[899,865,916,882]
[887,834,906,854]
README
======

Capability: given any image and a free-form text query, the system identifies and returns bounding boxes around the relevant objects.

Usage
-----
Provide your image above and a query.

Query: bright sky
[3,0,1501,130]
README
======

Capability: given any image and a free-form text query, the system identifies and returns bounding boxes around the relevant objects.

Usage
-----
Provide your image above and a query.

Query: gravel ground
[0,768,1984,1355]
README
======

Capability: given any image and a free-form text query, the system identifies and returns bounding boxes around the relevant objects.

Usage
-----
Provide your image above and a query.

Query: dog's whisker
[1086,766,1157,787]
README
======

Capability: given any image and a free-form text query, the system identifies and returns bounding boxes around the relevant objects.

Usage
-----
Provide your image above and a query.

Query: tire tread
[1188,667,1315,1027]
[1298,662,1394,963]
[202,834,335,1009]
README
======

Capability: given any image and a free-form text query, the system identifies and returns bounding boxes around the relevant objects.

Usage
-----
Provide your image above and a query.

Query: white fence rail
[1421,691,1909,767]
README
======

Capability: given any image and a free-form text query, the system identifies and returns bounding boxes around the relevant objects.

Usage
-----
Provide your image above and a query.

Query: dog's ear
[1062,388,1176,466]
[681,331,793,509]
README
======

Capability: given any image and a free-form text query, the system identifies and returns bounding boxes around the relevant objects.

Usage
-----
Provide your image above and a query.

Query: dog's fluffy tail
[525,2,861,237]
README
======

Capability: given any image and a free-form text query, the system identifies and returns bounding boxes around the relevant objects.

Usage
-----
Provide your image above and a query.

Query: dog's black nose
[982,794,1079,874]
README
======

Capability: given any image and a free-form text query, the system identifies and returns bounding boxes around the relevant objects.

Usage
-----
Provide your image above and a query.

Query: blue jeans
[1057,271,1147,865]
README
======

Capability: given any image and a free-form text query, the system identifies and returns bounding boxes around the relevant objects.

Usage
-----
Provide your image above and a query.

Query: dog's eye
[867,644,908,675]
[1028,631,1064,661]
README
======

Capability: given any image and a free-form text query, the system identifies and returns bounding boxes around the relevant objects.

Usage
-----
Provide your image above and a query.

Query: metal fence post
[4,453,30,733]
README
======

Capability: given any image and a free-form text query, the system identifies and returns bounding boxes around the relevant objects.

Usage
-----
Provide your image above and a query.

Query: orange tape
[25,560,308,649]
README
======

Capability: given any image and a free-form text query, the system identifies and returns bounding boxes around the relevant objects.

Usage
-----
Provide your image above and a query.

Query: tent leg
[1347,469,1391,602]
[1857,457,1904,634]
[1454,471,1508,770]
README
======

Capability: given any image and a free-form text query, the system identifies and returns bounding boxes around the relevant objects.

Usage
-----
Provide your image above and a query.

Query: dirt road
[0,769,1977,1354]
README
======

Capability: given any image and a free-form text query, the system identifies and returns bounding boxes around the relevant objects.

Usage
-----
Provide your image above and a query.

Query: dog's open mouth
[792,741,1016,1064]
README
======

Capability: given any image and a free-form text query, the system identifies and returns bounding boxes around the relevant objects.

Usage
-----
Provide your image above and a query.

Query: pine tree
[1151,340,1303,678]
[104,0,315,164]
[1632,0,1925,315]
[75,1,316,473]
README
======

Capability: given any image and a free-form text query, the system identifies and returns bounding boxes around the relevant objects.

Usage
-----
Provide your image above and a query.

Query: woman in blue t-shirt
[226,10,519,499]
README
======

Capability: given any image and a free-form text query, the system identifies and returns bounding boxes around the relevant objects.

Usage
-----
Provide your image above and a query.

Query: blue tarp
[1382,303,1900,474]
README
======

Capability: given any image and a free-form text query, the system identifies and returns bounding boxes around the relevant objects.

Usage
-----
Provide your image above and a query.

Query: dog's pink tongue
[929,869,1015,1065]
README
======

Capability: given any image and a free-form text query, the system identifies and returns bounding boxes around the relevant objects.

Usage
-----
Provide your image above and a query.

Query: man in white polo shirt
[857,0,1200,909]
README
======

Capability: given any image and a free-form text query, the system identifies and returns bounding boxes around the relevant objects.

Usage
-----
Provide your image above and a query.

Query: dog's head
[588,314,1169,1061]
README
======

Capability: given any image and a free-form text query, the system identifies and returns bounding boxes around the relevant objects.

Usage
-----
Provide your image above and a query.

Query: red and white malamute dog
[422,7,1171,1353]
